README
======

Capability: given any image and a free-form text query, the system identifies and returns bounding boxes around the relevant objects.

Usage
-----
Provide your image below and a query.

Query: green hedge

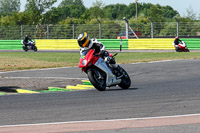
[182,39,200,50]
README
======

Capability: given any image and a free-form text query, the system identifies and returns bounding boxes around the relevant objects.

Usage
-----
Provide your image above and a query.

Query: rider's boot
[105,56,122,77]
[111,64,123,78]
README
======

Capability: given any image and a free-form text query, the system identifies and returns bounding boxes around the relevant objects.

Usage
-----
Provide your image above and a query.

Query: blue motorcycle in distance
[21,40,38,52]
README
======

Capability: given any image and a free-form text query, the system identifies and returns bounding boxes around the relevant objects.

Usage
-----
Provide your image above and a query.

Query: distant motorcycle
[79,49,131,91]
[21,40,37,52]
[173,41,190,52]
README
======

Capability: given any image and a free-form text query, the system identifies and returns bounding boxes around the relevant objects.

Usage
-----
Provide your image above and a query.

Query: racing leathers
[23,36,32,47]
[80,38,105,55]
[173,38,182,51]
[173,39,182,46]
[80,38,118,69]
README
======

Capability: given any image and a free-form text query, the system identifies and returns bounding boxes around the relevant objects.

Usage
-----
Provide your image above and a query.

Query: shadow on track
[0,86,19,93]
[106,87,138,91]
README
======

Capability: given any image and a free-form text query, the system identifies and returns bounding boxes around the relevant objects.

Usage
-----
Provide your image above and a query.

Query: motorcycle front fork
[94,70,103,80]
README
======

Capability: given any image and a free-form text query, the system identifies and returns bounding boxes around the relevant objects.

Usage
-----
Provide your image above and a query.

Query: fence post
[123,17,139,39]
[120,36,122,51]
[72,24,75,39]
[175,18,179,37]
[70,20,75,39]
[21,25,23,40]
[149,18,154,38]
[123,17,129,39]
[97,18,101,39]
[47,25,49,39]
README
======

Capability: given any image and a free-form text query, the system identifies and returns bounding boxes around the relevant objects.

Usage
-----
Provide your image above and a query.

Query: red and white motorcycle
[79,49,131,91]
[173,41,190,52]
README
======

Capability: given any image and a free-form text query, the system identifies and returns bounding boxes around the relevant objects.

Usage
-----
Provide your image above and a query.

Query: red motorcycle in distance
[173,41,190,52]
[79,49,131,91]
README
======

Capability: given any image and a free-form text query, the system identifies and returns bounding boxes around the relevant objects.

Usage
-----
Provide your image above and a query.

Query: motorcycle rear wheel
[33,46,38,52]
[118,66,131,89]
[87,68,106,91]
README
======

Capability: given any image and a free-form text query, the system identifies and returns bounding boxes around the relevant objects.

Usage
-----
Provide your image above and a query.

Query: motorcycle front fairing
[178,41,186,47]
[79,49,99,71]
[94,58,121,87]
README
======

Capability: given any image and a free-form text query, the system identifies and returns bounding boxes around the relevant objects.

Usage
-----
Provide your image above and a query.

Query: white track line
[0,113,200,128]
[0,66,77,74]
[131,59,198,65]
[0,59,196,74]
[131,59,178,64]
[1,77,87,80]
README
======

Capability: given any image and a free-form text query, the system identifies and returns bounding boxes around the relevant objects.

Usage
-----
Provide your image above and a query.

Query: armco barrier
[99,39,128,50]
[182,39,200,50]
[35,39,79,50]
[0,38,200,50]
[0,40,22,50]
[35,39,128,50]
[128,38,175,50]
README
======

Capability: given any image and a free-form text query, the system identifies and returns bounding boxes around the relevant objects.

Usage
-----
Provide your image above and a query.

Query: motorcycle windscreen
[79,49,95,68]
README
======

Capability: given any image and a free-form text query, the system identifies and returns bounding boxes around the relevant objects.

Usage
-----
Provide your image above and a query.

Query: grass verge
[0,52,200,72]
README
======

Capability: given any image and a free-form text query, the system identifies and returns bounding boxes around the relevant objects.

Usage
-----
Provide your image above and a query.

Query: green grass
[115,52,200,63]
[0,52,80,63]
[0,52,200,71]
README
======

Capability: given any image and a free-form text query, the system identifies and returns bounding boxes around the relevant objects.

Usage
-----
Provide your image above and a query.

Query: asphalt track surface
[0,59,200,132]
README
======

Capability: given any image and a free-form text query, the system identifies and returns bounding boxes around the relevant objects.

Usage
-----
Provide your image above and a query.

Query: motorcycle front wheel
[118,66,131,89]
[185,48,190,52]
[87,68,106,91]
[23,46,28,52]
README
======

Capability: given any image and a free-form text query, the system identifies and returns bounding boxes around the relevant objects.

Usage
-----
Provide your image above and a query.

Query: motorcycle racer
[173,36,182,51]
[77,32,121,75]
[23,35,32,48]
[78,32,105,54]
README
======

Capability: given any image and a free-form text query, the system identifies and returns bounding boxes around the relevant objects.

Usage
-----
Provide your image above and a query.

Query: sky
[20,0,200,17]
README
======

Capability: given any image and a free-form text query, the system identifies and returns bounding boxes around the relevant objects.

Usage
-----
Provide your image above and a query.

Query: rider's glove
[100,51,109,57]
[99,51,105,57]
[105,56,112,62]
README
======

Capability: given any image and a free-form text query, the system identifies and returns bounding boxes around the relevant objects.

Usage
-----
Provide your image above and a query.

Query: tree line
[0,0,199,26]
[0,0,200,40]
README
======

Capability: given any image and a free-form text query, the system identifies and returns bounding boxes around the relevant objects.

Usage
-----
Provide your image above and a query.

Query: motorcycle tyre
[175,47,180,52]
[23,46,28,52]
[185,48,190,52]
[33,46,38,52]
[87,68,106,91]
[118,66,131,89]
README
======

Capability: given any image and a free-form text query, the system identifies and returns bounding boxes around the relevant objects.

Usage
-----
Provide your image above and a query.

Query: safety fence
[1,22,200,40]
[0,24,125,40]
[0,38,200,50]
